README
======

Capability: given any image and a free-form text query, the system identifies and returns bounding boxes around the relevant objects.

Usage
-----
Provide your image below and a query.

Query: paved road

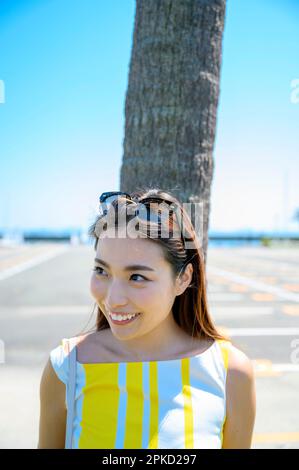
[0,242,298,448]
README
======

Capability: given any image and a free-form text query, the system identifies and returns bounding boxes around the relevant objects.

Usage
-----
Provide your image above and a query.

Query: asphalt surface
[0,241,298,449]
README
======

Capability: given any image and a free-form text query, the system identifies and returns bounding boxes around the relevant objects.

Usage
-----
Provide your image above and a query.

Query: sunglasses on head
[99,191,178,215]
[98,191,184,239]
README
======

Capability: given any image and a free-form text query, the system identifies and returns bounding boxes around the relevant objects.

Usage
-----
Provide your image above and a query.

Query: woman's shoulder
[226,342,255,379]
[49,335,88,383]
[225,342,256,413]
[74,329,121,364]
[214,338,254,377]
[49,337,71,384]
[222,342,256,448]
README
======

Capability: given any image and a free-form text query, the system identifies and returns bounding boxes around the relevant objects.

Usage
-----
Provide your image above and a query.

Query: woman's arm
[222,345,256,449]
[37,358,67,449]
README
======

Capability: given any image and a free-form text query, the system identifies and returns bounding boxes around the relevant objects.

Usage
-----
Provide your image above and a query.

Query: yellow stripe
[79,364,119,448]
[220,415,227,447]
[181,358,194,448]
[124,362,143,448]
[148,361,159,449]
[252,432,299,443]
[218,339,230,371]
[217,339,231,447]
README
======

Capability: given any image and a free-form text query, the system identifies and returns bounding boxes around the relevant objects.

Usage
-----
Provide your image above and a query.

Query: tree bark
[120,0,226,264]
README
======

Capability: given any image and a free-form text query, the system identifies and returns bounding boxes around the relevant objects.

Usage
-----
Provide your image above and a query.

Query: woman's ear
[175,263,193,296]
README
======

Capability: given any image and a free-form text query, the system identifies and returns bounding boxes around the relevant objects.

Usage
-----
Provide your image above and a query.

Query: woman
[38,188,256,449]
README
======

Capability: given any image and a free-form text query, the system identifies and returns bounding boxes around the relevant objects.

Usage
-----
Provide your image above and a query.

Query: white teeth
[110,312,139,321]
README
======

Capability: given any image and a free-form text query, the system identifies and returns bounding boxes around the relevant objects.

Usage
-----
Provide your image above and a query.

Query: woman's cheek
[135,284,156,303]
[90,274,106,299]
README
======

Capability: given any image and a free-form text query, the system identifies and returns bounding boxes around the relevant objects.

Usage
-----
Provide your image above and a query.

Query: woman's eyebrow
[94,257,155,272]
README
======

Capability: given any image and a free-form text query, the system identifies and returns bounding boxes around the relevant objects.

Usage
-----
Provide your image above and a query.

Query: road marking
[207,266,299,303]
[251,293,276,301]
[208,293,244,301]
[252,432,299,444]
[271,363,299,372]
[214,307,274,317]
[258,277,278,283]
[206,284,227,293]
[251,359,299,376]
[282,305,299,316]
[252,359,282,376]
[0,246,55,270]
[229,284,249,292]
[15,305,92,316]
[282,284,299,292]
[223,327,299,336]
[0,245,69,281]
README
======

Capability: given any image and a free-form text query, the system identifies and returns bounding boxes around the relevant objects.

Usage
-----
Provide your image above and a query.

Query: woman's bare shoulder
[227,342,255,379]
[222,342,256,448]
[73,329,112,363]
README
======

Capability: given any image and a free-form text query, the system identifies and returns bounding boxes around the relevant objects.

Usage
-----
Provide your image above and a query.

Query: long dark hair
[79,187,229,343]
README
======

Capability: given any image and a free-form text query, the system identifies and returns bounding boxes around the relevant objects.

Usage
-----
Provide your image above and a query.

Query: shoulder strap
[217,339,231,372]
[65,337,77,449]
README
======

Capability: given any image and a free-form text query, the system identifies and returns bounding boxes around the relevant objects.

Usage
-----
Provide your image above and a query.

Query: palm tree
[120,0,227,264]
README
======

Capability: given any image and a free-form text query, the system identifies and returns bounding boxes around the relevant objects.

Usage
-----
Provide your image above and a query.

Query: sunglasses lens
[99,193,131,217]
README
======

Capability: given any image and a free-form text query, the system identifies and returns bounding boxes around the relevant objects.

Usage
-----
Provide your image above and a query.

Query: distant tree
[120,0,227,265]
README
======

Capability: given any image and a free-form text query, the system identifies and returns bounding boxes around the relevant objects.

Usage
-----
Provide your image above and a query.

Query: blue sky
[0,0,298,233]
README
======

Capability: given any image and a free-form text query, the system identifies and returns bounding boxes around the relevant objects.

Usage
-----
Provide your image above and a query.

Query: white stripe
[0,245,69,281]
[226,327,299,336]
[208,293,244,301]
[72,363,86,448]
[14,306,91,316]
[207,267,299,303]
[212,307,274,316]
[206,285,227,293]
[271,364,299,372]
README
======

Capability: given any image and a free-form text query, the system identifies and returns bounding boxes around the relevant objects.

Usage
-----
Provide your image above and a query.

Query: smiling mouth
[108,312,141,324]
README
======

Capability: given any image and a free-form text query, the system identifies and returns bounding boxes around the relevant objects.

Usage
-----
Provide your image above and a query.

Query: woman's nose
[105,281,128,307]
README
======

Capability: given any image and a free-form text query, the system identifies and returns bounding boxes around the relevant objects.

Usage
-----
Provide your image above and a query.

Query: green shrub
[260,237,271,247]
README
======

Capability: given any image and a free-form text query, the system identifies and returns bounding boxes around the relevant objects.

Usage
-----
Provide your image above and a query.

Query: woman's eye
[130,274,148,282]
[93,267,106,276]
[93,267,147,282]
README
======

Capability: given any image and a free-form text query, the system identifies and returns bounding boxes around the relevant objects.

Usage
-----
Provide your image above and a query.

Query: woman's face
[90,231,190,342]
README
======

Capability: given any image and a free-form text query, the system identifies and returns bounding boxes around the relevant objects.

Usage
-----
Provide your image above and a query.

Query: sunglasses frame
[98,191,185,240]
[99,191,178,212]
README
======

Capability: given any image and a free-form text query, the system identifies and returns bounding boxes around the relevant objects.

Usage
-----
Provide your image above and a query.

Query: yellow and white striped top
[50,337,231,449]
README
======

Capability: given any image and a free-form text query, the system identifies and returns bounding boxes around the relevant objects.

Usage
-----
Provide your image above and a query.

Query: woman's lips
[109,312,141,325]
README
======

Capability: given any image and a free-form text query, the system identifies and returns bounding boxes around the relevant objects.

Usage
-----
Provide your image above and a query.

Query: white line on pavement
[227,327,299,336]
[208,293,244,301]
[0,245,70,281]
[207,266,299,303]
[213,307,274,316]
[15,305,92,316]
[270,364,299,372]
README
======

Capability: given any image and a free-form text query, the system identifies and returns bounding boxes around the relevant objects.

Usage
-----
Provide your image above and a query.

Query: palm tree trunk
[120,0,226,264]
